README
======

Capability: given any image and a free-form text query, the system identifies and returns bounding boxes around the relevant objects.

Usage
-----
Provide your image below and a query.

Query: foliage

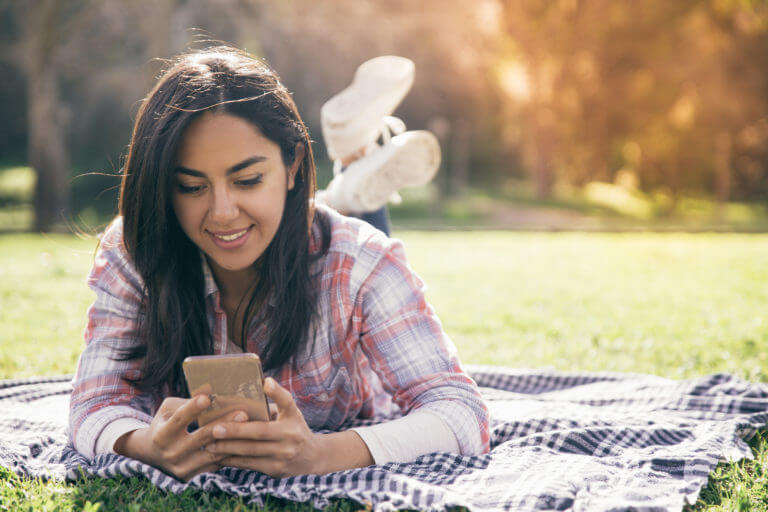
[1,0,766,230]
[496,0,768,200]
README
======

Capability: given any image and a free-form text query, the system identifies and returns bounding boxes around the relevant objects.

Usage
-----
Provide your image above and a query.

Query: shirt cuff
[351,409,460,465]
[94,418,150,455]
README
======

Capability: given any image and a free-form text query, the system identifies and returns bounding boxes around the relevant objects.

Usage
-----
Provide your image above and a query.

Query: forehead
[176,113,281,169]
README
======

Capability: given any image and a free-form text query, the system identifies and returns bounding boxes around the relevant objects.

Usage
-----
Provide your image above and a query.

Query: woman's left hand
[205,377,326,477]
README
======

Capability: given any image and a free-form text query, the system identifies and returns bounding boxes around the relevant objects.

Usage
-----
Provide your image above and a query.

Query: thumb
[264,377,298,418]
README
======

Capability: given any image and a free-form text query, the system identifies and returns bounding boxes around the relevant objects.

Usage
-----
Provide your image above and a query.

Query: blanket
[1,367,767,512]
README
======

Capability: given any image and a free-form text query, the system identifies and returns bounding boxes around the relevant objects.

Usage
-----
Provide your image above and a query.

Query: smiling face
[172,112,299,290]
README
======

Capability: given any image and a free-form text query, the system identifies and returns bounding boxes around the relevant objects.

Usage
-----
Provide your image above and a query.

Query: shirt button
[318,392,329,400]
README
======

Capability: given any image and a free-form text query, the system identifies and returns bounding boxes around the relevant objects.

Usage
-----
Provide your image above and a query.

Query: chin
[218,260,256,272]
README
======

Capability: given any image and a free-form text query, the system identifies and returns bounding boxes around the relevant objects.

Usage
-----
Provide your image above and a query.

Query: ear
[287,143,305,191]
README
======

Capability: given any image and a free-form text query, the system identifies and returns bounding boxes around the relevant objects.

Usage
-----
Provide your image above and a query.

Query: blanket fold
[1,367,766,512]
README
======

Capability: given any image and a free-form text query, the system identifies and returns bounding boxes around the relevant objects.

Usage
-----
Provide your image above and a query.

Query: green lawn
[1,231,767,510]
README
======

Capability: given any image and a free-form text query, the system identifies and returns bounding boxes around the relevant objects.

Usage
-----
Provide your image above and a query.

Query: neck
[207,257,260,304]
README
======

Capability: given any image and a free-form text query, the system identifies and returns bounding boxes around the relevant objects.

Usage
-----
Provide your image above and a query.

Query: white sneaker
[321,56,415,163]
[320,130,441,214]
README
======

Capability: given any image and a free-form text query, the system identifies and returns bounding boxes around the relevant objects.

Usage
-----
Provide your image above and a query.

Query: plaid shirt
[69,206,490,459]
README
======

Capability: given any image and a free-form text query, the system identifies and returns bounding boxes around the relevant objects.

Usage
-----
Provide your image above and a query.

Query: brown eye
[235,174,263,187]
[177,183,204,194]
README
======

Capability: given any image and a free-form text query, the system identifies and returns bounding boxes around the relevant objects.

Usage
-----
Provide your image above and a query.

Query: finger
[219,455,285,477]
[198,462,221,475]
[183,410,248,451]
[154,395,210,446]
[206,439,283,458]
[263,378,300,418]
[268,403,278,421]
[188,383,212,397]
[177,456,224,482]
[169,438,230,481]
[212,417,278,441]
[156,397,187,420]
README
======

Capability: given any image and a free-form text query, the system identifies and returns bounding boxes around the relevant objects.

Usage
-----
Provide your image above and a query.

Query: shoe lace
[333,116,407,176]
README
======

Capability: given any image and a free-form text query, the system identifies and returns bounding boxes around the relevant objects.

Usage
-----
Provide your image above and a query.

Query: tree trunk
[25,0,69,232]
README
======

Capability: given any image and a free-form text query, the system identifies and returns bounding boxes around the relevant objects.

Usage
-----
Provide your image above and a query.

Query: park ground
[2,230,768,510]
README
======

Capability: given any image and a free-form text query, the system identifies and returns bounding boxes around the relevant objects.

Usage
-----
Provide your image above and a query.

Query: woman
[69,46,489,481]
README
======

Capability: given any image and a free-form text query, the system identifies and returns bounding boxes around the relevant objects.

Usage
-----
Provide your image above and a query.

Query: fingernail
[213,425,226,437]
[196,395,208,407]
[264,378,274,392]
[234,412,247,422]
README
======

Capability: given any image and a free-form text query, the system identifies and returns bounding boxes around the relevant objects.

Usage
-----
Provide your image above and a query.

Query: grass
[0,166,35,232]
[0,466,365,512]
[1,230,768,510]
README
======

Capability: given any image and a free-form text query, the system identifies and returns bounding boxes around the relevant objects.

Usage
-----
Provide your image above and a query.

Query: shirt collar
[201,252,219,298]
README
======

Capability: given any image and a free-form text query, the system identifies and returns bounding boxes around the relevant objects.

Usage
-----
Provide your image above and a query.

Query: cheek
[172,197,201,233]
[252,184,289,222]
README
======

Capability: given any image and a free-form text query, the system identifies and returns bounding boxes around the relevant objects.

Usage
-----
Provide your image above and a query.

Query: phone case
[182,353,270,425]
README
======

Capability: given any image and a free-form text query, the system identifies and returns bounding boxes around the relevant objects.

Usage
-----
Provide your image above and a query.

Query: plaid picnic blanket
[2,366,767,511]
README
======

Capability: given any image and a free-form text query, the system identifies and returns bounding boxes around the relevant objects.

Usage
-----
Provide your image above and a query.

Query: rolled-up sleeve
[356,237,490,456]
[69,219,155,459]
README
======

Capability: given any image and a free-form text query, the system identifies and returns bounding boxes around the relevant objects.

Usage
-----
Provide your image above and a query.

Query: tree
[497,0,768,204]
[20,0,71,231]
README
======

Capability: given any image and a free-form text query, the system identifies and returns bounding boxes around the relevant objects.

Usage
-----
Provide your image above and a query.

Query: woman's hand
[114,394,247,481]
[204,378,328,477]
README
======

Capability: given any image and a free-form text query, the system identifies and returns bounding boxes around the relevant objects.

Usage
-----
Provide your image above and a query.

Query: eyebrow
[175,155,267,177]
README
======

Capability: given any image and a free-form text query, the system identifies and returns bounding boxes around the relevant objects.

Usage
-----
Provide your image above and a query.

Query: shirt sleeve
[69,219,157,459]
[351,409,460,464]
[355,236,490,456]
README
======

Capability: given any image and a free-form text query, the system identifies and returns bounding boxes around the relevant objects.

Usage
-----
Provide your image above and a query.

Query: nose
[208,185,239,225]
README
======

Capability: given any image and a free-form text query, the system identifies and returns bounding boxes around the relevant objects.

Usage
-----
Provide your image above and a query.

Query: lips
[207,226,253,248]
[211,228,248,242]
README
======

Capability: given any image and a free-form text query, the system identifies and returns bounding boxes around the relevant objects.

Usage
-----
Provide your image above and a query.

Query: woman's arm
[69,219,155,458]
[354,236,491,458]
[351,409,459,464]
[71,219,243,480]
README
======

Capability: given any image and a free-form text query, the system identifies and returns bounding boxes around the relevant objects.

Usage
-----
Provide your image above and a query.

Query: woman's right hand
[114,394,247,481]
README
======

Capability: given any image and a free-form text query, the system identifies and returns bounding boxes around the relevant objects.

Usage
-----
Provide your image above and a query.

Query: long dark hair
[118,46,329,396]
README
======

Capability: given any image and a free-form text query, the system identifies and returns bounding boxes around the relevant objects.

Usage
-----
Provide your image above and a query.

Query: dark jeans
[340,164,391,236]
[358,207,391,236]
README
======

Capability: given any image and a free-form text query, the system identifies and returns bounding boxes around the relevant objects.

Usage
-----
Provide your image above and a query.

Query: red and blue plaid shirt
[69,205,490,459]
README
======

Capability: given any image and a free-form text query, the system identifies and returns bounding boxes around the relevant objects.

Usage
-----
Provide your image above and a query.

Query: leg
[359,206,391,236]
[317,56,440,235]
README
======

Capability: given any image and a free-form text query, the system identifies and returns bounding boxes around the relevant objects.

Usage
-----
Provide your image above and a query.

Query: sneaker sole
[322,56,414,126]
[322,57,414,160]
[354,131,441,212]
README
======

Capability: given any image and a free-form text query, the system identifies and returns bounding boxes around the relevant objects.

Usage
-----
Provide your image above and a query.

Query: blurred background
[0,0,767,233]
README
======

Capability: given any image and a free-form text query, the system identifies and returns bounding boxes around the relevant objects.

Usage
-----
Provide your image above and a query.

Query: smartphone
[182,353,270,426]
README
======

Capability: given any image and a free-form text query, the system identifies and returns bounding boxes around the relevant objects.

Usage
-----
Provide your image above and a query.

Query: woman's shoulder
[90,216,144,290]
[98,216,126,249]
[310,206,412,295]
[95,217,133,265]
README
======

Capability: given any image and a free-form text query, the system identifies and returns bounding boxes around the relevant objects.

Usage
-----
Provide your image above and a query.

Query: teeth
[214,229,247,242]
